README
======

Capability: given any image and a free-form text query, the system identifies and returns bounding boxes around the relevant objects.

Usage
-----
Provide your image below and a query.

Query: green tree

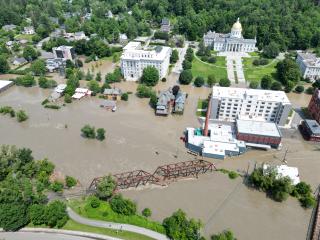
[276,58,301,86]
[16,110,28,122]
[163,209,202,240]
[261,75,273,89]
[284,81,295,93]
[23,46,38,61]
[249,80,259,89]
[50,181,64,192]
[96,71,102,82]
[170,49,179,63]
[141,66,159,86]
[211,230,236,240]
[263,42,280,59]
[121,92,129,101]
[89,196,100,208]
[207,75,217,87]
[64,94,72,103]
[110,194,137,216]
[96,128,106,141]
[142,208,152,217]
[219,78,231,87]
[0,204,29,231]
[179,70,193,85]
[0,55,9,73]
[65,176,77,188]
[81,125,96,139]
[85,70,93,81]
[271,81,282,91]
[96,175,116,200]
[87,80,101,95]
[15,74,36,87]
[29,204,47,225]
[45,200,68,228]
[136,84,155,98]
[194,76,205,87]
[182,60,192,70]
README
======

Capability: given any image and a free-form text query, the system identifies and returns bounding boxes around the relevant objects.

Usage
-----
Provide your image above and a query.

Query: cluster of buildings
[120,41,171,81]
[296,51,320,82]
[156,87,186,116]
[46,46,75,72]
[203,18,256,52]
[185,86,291,159]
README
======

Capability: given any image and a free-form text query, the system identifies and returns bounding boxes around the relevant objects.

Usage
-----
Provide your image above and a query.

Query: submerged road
[67,207,169,240]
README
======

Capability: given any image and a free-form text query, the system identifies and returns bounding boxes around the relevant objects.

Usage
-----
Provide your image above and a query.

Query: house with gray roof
[12,57,27,66]
[173,91,187,114]
[2,24,17,31]
[156,89,175,116]
[103,88,123,100]
[296,51,320,82]
[161,18,171,33]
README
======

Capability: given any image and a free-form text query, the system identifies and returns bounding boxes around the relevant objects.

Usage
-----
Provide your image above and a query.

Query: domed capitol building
[203,18,256,52]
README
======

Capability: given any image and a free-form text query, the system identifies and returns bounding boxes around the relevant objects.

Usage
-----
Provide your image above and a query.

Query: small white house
[72,88,92,100]
[23,26,35,35]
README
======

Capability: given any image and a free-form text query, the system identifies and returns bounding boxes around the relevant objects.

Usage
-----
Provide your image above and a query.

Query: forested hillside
[1,0,320,51]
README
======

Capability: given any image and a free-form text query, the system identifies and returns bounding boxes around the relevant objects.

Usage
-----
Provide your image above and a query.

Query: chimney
[203,97,212,137]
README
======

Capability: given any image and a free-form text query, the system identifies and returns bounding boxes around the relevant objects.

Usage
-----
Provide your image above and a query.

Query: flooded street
[0,76,319,239]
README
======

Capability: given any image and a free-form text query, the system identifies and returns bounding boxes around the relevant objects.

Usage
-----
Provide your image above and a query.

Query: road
[0,232,94,240]
[67,207,169,240]
[172,42,189,74]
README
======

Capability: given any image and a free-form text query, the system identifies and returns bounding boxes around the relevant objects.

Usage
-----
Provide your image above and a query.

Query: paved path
[67,207,169,240]
[172,42,189,74]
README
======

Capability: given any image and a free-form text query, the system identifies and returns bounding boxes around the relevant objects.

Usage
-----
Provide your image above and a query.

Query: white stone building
[296,51,320,82]
[203,18,256,52]
[210,87,292,127]
[120,42,171,81]
[52,46,75,61]
[23,26,35,35]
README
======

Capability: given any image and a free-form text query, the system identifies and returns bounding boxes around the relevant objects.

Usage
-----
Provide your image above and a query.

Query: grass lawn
[14,34,34,41]
[248,51,261,57]
[244,59,278,83]
[63,220,154,240]
[69,198,165,234]
[191,57,227,80]
[197,99,208,109]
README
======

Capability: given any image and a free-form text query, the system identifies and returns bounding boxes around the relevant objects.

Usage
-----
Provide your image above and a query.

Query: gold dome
[232,18,242,31]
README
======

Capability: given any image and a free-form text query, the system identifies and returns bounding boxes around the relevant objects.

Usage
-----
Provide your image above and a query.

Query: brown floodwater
[0,72,319,239]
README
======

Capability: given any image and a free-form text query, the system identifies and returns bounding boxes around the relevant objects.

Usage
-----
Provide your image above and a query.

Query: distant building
[106,10,113,18]
[2,24,17,31]
[46,58,65,72]
[308,88,320,124]
[203,18,256,52]
[119,33,128,44]
[120,41,171,81]
[160,18,171,33]
[6,41,15,48]
[299,119,320,142]
[156,89,175,116]
[52,46,75,61]
[23,26,35,35]
[72,88,92,100]
[296,51,320,82]
[49,17,59,25]
[12,57,27,66]
[103,88,123,101]
[236,119,282,148]
[49,84,67,102]
[210,87,292,127]
[74,31,87,41]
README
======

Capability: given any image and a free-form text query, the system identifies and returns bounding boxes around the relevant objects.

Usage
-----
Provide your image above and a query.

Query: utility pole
[282,147,289,164]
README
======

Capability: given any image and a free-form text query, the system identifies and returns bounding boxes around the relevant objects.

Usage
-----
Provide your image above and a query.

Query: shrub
[142,208,152,217]
[110,194,137,216]
[270,81,282,91]
[207,75,217,87]
[96,128,106,141]
[14,74,36,87]
[305,86,315,95]
[149,92,158,109]
[208,56,216,63]
[81,125,96,139]
[299,195,316,209]
[44,104,61,110]
[228,171,239,179]
[261,75,273,89]
[29,204,46,225]
[96,175,116,200]
[89,196,101,208]
[182,60,192,70]
[0,106,15,117]
[50,181,64,192]
[219,78,231,87]
[161,78,167,82]
[65,176,77,188]
[140,66,159,86]
[64,94,72,103]
[41,99,49,105]
[45,200,68,228]
[194,76,205,87]
[249,80,259,89]
[136,84,155,98]
[200,56,208,62]
[295,85,304,93]
[121,93,129,101]
[16,110,28,122]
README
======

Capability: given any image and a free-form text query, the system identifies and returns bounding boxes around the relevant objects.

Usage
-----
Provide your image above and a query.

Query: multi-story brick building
[308,88,320,124]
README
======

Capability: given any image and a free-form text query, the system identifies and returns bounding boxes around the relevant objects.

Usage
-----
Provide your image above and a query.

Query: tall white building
[203,18,256,52]
[120,41,171,81]
[210,87,292,126]
[296,51,320,82]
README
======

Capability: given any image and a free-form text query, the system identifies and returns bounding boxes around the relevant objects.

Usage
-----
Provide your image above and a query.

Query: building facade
[296,51,320,81]
[23,26,35,35]
[203,18,256,52]
[308,88,320,123]
[120,42,171,81]
[210,87,292,127]
[299,119,320,142]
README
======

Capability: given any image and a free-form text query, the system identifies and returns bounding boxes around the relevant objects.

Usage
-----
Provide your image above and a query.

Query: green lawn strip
[69,199,165,234]
[63,219,154,240]
[244,60,278,82]
[14,34,34,41]
[197,99,208,109]
[191,57,227,80]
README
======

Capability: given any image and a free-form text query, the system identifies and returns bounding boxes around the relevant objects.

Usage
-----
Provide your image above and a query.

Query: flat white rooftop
[212,86,290,104]
[236,119,281,138]
[263,164,300,185]
[0,80,13,91]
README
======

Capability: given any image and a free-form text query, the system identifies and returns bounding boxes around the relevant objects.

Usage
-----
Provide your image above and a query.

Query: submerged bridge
[89,159,217,191]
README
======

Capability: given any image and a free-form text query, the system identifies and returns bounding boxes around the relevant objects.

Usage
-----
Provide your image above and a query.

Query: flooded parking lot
[0,78,319,239]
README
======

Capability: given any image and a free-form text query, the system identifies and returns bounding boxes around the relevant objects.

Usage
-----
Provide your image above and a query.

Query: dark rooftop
[305,119,320,135]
